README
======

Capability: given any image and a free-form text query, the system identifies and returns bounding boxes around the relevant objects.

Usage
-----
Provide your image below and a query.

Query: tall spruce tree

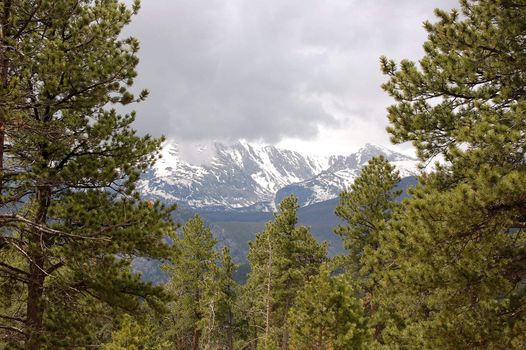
[244,195,327,350]
[375,0,526,348]
[0,1,175,349]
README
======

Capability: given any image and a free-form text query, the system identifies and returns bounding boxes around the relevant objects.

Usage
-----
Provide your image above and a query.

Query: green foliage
[163,215,218,349]
[104,314,170,350]
[381,0,526,166]
[373,0,526,348]
[335,155,401,279]
[372,172,526,349]
[288,264,366,350]
[199,247,238,350]
[0,1,176,348]
[331,155,403,348]
[243,195,327,350]
[162,215,239,350]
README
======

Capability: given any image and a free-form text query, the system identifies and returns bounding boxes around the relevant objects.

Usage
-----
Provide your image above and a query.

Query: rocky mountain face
[137,141,418,211]
[275,144,418,206]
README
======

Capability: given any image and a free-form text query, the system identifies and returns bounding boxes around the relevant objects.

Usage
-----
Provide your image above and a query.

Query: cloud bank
[124,0,458,154]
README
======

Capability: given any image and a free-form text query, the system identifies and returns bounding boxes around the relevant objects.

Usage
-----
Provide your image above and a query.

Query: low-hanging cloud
[124,0,458,145]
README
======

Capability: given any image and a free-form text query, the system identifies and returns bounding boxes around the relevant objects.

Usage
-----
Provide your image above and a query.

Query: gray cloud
[124,0,458,145]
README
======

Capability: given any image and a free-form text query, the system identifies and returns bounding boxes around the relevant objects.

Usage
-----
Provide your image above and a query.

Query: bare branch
[0,262,28,276]
[0,214,112,241]
[0,314,25,324]
[0,324,26,336]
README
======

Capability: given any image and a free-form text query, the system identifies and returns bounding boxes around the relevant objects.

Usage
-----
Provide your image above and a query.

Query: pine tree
[218,247,238,350]
[0,1,176,348]
[237,276,263,350]
[244,195,327,350]
[333,156,402,346]
[163,215,218,350]
[288,264,366,350]
[103,314,170,350]
[335,155,401,280]
[375,0,526,348]
[200,246,238,350]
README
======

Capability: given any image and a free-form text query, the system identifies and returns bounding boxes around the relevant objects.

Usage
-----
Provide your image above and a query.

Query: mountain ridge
[138,141,418,211]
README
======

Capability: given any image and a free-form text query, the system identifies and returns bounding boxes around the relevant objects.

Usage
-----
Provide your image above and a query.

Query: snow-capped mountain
[275,144,418,206]
[138,141,418,211]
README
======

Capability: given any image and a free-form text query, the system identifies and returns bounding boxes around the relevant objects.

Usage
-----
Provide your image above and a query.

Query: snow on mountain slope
[276,144,419,207]
[138,141,418,211]
[138,141,324,210]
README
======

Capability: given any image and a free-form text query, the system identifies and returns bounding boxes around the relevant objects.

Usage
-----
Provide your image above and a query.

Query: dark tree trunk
[25,254,45,350]
[280,299,291,350]
[25,186,51,350]
[0,0,12,197]
[192,328,201,350]
[226,309,234,350]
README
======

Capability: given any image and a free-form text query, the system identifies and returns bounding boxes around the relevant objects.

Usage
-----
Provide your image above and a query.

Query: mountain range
[138,141,418,211]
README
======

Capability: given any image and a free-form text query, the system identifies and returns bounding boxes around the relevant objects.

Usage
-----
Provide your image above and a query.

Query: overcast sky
[124,0,458,159]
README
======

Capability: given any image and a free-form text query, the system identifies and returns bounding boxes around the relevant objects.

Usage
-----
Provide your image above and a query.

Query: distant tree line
[1,0,525,349]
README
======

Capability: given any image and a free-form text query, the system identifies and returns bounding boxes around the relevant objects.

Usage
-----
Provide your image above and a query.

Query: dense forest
[0,0,525,349]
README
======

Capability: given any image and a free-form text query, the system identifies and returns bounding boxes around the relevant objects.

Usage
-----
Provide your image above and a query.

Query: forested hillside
[133,176,418,284]
[1,0,525,349]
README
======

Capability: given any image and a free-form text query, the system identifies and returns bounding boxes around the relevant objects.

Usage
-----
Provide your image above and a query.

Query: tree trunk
[226,310,234,350]
[0,0,13,197]
[205,300,215,350]
[264,232,273,350]
[281,329,289,350]
[25,253,45,350]
[192,328,201,350]
[25,186,51,349]
[280,299,291,350]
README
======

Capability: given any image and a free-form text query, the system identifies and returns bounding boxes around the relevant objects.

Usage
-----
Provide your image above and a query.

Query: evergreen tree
[333,156,402,346]
[375,0,526,348]
[0,1,176,348]
[103,314,170,350]
[237,277,263,350]
[244,195,327,350]
[335,155,401,280]
[288,264,366,350]
[163,215,218,350]
[199,247,238,350]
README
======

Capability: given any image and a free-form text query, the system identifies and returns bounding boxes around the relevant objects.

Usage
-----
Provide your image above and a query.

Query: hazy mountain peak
[138,141,418,211]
